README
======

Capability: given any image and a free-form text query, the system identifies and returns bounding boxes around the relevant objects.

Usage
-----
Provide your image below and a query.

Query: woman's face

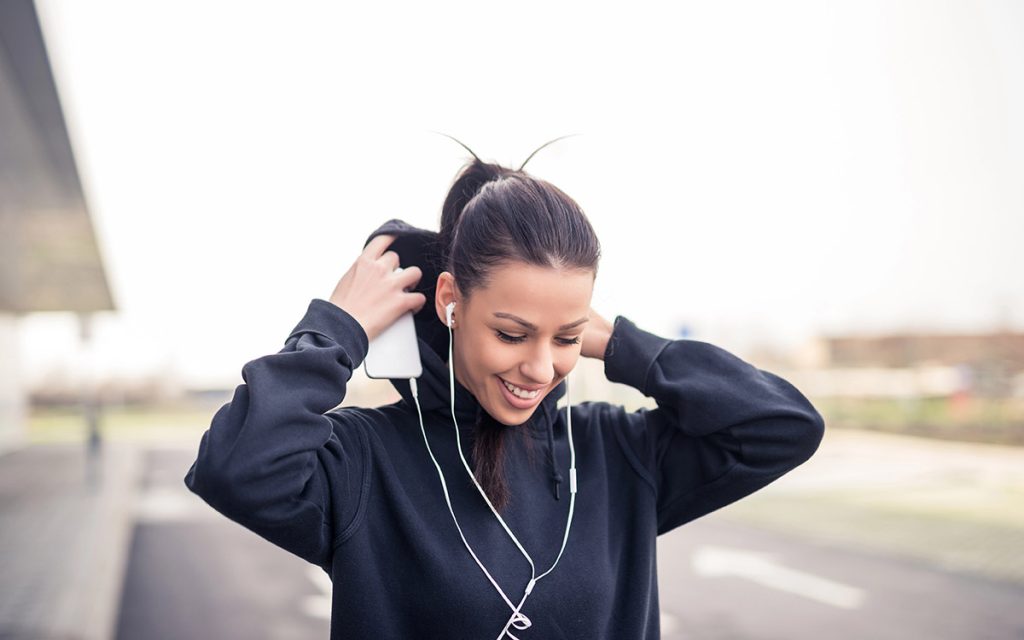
[436,262,594,427]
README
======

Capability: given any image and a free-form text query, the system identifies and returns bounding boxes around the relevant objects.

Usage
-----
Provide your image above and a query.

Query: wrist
[582,317,614,360]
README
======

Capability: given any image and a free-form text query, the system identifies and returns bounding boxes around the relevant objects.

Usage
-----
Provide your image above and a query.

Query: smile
[497,376,545,408]
[502,379,540,398]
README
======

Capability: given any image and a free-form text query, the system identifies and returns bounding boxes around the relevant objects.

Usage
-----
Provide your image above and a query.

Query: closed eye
[496,330,581,346]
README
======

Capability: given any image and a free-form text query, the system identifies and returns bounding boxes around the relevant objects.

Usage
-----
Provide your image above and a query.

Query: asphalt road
[116,447,1024,640]
[115,447,330,639]
[657,516,1023,640]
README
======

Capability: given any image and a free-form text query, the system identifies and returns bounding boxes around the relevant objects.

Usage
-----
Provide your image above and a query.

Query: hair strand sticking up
[431,131,482,163]
[518,133,581,171]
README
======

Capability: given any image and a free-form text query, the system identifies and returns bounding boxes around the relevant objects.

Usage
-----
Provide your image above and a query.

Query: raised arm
[182,299,371,567]
[599,316,825,535]
[183,233,427,567]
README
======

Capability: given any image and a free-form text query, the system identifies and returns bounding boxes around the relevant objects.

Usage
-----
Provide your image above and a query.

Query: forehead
[471,262,594,321]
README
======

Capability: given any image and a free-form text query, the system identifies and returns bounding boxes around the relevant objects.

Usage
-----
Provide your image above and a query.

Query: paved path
[116,446,329,639]
[0,441,139,640]
[658,516,1024,639]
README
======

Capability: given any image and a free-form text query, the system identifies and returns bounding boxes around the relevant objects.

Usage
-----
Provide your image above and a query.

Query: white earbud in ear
[445,302,456,328]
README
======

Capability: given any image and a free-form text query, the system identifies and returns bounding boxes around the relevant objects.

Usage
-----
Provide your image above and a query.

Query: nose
[519,342,555,386]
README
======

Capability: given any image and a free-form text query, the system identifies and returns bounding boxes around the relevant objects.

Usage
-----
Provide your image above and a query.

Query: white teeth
[502,379,539,399]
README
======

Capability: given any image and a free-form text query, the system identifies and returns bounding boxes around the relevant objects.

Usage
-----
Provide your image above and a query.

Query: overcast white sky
[17,0,1024,388]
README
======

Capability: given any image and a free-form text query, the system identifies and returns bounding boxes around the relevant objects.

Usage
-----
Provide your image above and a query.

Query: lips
[497,376,545,408]
[499,377,544,392]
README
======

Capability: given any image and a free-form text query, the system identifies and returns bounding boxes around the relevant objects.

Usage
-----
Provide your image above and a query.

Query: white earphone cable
[407,305,578,639]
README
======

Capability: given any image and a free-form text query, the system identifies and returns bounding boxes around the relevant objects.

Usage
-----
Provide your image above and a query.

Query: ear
[434,272,460,327]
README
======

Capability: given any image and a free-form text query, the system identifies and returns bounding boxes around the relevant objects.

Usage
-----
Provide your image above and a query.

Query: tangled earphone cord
[408,318,578,639]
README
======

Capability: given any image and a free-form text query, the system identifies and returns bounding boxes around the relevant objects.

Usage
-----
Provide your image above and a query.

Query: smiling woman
[184,151,825,640]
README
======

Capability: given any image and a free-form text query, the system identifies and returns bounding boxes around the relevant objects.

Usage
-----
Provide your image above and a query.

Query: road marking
[303,566,333,620]
[692,545,866,609]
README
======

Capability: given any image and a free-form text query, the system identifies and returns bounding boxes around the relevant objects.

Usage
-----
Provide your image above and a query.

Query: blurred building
[824,331,1024,372]
[0,0,115,453]
[792,330,1024,399]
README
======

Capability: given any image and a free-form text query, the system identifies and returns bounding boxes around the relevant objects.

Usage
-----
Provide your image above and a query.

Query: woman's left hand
[580,308,615,360]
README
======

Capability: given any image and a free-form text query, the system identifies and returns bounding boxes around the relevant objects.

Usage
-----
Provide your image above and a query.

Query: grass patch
[28,404,216,445]
[815,396,1024,446]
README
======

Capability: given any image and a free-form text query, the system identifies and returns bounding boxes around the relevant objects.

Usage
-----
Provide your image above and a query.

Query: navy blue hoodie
[183,219,825,639]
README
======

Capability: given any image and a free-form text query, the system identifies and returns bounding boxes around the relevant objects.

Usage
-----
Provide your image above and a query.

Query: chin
[497,412,535,428]
[482,399,531,427]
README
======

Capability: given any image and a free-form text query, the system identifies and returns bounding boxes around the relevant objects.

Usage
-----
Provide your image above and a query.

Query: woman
[184,155,826,639]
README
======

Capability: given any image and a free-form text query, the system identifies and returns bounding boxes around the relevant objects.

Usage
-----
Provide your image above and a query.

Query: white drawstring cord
[408,320,578,639]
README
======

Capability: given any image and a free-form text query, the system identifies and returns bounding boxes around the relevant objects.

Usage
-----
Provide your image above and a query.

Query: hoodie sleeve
[601,316,825,536]
[183,298,371,568]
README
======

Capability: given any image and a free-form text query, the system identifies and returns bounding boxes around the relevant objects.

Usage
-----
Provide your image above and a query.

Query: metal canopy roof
[0,0,114,314]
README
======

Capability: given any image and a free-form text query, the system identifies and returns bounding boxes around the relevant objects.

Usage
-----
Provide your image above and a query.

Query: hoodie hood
[362,219,569,499]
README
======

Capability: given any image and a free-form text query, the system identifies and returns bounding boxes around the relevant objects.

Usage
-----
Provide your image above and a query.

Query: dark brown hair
[436,155,601,511]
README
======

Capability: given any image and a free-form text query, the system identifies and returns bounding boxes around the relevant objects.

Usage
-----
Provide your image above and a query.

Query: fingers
[392,264,425,313]
[363,235,405,272]
[407,291,428,313]
[363,234,423,298]
[396,265,423,289]
[363,234,396,260]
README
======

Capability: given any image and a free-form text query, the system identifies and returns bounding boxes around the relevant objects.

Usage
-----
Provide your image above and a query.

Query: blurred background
[1,0,1022,638]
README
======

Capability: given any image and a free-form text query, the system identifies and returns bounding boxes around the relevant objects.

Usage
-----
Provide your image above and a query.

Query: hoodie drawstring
[544,403,563,500]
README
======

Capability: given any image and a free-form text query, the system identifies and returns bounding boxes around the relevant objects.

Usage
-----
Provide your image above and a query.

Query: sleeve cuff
[603,315,673,395]
[286,298,370,365]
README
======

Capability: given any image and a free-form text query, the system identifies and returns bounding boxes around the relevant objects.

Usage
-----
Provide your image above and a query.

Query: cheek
[464,333,513,371]
[554,351,581,377]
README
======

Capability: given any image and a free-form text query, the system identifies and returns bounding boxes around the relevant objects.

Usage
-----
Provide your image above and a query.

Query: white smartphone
[363,267,423,380]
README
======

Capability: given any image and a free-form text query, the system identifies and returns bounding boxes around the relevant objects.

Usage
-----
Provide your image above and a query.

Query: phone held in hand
[363,267,423,380]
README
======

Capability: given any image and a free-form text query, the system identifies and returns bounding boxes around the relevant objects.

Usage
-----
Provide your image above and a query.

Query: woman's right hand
[329,234,427,343]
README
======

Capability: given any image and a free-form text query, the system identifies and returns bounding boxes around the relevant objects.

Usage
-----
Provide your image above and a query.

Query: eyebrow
[492,312,590,332]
